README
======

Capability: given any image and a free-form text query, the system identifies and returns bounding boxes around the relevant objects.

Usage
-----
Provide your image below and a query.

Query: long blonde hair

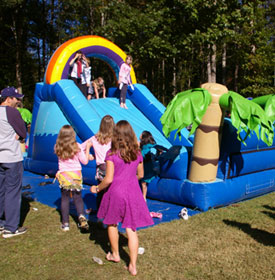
[96,115,115,145]
[111,120,139,162]
[54,125,79,160]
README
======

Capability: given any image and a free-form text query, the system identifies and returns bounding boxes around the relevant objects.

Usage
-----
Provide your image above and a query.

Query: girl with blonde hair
[55,125,92,231]
[82,115,115,209]
[92,77,106,99]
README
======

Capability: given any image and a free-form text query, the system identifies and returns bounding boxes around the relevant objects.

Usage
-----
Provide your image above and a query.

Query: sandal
[150,212,163,219]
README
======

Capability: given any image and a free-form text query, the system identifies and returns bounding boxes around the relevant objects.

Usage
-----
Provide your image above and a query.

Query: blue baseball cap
[0,87,24,98]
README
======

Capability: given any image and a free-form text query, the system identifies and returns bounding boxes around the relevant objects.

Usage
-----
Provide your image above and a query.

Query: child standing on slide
[54,125,92,231]
[69,51,90,98]
[118,55,134,109]
[90,120,153,276]
[82,115,115,210]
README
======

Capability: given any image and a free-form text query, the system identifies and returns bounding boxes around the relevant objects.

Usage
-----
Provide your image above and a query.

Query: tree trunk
[12,15,22,93]
[211,44,216,83]
[162,59,165,104]
[49,0,55,53]
[172,57,176,96]
[188,83,228,182]
[222,43,226,85]
[89,5,94,34]
[37,39,41,81]
[101,8,104,26]
[207,44,211,82]
[234,64,239,92]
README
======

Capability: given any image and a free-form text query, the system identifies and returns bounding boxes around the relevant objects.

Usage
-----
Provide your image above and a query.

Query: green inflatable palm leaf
[161,88,212,138]
[219,91,274,146]
[17,107,32,124]
[264,95,275,124]
[252,94,275,124]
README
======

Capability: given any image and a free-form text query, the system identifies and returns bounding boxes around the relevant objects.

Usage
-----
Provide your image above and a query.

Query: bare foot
[125,264,137,276]
[106,252,120,263]
[124,104,128,109]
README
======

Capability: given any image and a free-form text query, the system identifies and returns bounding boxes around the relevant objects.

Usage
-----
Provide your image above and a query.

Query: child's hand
[90,185,98,193]
[88,154,94,161]
[86,141,92,149]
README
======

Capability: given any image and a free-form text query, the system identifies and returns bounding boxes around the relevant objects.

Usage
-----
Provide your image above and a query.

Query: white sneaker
[2,227,27,238]
[0,226,5,235]
[179,208,189,220]
[61,223,70,231]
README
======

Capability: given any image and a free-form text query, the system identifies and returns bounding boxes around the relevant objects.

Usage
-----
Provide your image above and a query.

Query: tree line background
[0,0,274,109]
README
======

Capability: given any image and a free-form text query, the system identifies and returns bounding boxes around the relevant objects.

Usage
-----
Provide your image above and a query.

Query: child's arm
[88,154,94,161]
[85,141,92,162]
[118,63,126,84]
[78,142,92,165]
[90,160,114,193]
[69,53,79,66]
[102,86,106,98]
[127,69,132,87]
[80,138,93,150]
[82,54,89,67]
[137,162,144,180]
[93,83,99,99]
[81,139,95,161]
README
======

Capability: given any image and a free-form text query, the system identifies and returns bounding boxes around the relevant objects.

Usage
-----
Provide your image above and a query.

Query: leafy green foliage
[0,0,274,107]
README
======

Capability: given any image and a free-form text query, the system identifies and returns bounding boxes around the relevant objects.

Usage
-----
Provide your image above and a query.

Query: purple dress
[97,151,154,231]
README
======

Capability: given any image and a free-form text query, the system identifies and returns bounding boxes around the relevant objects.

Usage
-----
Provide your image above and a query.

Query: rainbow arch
[44,35,137,85]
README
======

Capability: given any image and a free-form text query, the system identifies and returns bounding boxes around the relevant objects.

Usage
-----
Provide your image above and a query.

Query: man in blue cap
[0,87,27,238]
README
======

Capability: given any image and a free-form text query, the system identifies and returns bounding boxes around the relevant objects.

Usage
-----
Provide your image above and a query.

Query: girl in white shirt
[69,51,90,98]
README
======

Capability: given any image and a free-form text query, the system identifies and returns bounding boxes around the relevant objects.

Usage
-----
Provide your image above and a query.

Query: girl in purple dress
[90,120,153,276]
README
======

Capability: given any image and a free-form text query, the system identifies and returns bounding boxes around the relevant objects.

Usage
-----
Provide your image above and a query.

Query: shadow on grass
[262,211,275,220]
[89,223,130,265]
[262,205,275,220]
[19,195,31,227]
[263,205,275,211]
[223,219,275,246]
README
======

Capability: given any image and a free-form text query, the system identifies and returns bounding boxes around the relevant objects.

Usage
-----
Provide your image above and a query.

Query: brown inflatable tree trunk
[188,83,228,182]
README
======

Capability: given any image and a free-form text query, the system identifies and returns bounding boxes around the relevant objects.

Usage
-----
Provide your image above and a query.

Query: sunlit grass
[0,192,274,280]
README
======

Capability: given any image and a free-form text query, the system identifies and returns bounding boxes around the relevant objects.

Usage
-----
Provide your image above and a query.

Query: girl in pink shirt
[82,115,115,209]
[118,55,134,109]
[55,125,92,231]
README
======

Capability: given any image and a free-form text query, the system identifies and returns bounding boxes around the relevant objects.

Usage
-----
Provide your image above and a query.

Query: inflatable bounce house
[24,35,275,211]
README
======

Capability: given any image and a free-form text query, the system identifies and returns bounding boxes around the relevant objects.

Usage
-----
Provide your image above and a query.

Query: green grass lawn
[1,192,274,280]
